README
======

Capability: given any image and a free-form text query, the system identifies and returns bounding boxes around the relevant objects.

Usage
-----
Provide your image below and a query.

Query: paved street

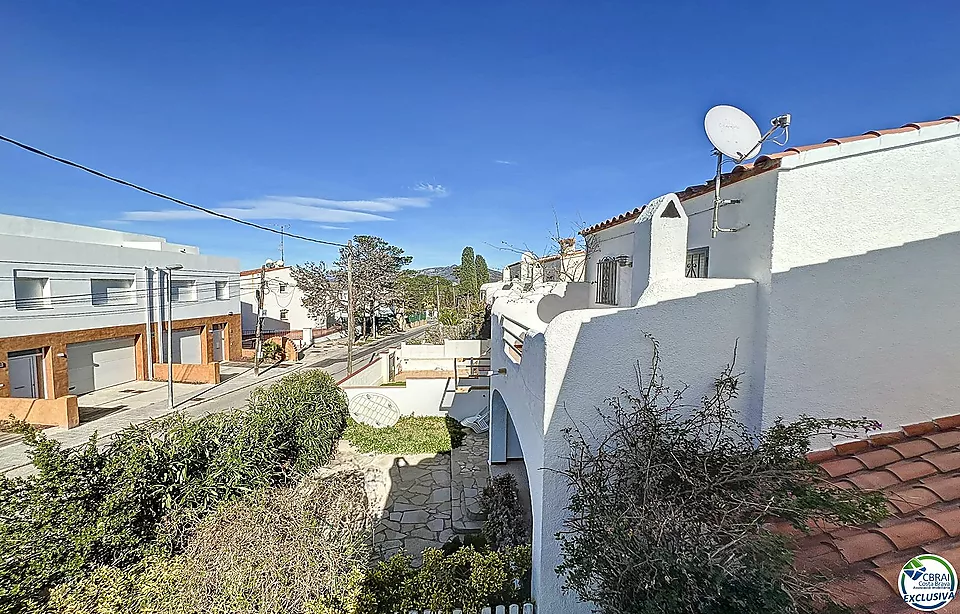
[0,326,429,477]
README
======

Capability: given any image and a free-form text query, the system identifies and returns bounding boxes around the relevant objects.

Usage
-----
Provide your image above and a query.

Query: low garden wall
[0,395,79,428]
[153,362,221,384]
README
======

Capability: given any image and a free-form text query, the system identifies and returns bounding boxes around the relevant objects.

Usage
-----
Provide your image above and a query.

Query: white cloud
[494,160,517,165]
[121,190,441,224]
[414,182,448,196]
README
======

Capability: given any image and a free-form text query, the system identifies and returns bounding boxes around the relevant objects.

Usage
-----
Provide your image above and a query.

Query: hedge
[0,369,349,613]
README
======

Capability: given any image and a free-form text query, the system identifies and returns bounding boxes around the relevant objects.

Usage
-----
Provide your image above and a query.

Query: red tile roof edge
[240,265,290,276]
[582,113,960,236]
[806,413,960,462]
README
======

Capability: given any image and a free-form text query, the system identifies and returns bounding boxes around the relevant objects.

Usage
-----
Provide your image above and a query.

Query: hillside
[417,265,502,283]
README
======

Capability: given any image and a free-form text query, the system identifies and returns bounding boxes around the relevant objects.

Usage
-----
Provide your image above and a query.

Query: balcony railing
[500,314,529,361]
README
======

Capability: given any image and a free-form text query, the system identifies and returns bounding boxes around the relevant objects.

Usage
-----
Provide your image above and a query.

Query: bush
[556,339,888,614]
[480,474,526,550]
[353,545,531,614]
[45,471,371,614]
[261,340,283,360]
[0,369,349,612]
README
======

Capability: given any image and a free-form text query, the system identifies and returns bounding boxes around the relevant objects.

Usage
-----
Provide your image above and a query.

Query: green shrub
[353,545,531,614]
[343,416,464,455]
[261,340,283,361]
[0,369,348,613]
[45,471,370,614]
[480,474,527,550]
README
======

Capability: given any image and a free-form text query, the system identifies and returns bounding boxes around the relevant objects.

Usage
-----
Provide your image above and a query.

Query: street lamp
[165,264,184,410]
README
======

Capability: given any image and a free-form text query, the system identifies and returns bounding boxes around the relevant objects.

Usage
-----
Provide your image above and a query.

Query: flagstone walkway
[319,430,490,564]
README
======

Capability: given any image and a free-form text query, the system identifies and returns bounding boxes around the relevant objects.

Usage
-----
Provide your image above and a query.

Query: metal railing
[500,314,530,361]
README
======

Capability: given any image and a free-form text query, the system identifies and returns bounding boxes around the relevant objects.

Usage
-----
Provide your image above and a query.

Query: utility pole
[164,264,183,410]
[254,265,266,376]
[346,240,355,375]
[278,224,289,261]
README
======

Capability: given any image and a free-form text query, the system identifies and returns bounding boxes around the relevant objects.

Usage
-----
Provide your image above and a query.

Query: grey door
[67,337,137,395]
[171,328,202,364]
[8,354,40,398]
[212,325,224,362]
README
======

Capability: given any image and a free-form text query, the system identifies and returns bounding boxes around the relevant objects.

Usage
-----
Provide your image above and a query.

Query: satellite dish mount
[704,106,791,238]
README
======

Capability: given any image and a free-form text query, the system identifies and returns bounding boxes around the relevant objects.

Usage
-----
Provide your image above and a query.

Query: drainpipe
[144,267,154,380]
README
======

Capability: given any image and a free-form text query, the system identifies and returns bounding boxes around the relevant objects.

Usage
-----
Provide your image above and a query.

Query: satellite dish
[265,259,275,267]
[704,105,763,163]
[276,260,284,267]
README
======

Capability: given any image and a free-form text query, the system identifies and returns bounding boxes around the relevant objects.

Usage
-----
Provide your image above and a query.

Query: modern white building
[0,214,241,428]
[487,113,960,611]
[239,265,338,337]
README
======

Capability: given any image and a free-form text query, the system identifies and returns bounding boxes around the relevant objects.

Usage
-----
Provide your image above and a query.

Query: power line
[0,134,348,249]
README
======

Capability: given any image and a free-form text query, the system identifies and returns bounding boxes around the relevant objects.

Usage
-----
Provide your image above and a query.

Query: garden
[0,369,531,614]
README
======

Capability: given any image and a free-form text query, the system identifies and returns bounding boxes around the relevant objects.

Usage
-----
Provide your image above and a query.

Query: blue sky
[1,1,958,271]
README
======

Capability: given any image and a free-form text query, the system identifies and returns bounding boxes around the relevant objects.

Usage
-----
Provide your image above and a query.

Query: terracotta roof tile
[794,415,960,609]
[884,459,939,482]
[921,506,960,537]
[924,450,960,472]
[919,475,960,502]
[903,421,939,437]
[835,532,896,563]
[935,415,960,430]
[889,438,939,459]
[846,470,901,492]
[924,430,960,449]
[887,486,942,514]
[855,447,904,469]
[581,111,959,236]
[874,519,946,550]
[820,456,867,478]
[835,439,872,455]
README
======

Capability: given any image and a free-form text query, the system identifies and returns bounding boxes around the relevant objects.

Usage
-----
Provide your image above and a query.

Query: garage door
[67,337,137,395]
[172,328,202,364]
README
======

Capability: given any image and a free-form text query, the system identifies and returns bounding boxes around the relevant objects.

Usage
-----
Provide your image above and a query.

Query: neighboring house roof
[239,265,289,276]
[784,414,960,613]
[582,113,960,235]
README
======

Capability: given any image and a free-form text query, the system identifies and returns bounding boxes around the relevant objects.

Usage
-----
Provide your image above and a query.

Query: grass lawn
[343,416,466,454]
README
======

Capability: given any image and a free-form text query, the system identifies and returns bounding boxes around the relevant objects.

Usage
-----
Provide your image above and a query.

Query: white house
[487,113,960,611]
[0,214,241,428]
[238,265,342,344]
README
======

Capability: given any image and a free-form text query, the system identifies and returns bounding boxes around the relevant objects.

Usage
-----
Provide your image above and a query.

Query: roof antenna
[704,105,791,238]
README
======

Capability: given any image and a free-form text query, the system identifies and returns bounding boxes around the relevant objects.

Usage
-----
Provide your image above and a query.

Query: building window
[14,275,51,310]
[216,280,229,300]
[686,247,709,278]
[91,278,135,306]
[596,258,618,305]
[170,279,197,302]
[279,282,288,293]
[279,309,289,321]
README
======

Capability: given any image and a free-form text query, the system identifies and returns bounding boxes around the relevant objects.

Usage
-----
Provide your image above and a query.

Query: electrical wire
[0,134,348,249]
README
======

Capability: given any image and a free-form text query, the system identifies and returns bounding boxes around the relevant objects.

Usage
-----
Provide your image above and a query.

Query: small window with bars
[686,247,709,278]
[596,258,618,305]
[280,309,289,321]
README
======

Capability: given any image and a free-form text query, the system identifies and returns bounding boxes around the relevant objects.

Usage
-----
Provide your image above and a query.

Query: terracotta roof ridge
[582,112,960,236]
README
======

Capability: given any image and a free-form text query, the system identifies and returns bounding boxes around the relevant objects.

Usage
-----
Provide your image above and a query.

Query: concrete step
[450,431,490,535]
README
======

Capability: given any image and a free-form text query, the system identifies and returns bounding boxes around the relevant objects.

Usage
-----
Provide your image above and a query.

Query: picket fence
[400,605,533,614]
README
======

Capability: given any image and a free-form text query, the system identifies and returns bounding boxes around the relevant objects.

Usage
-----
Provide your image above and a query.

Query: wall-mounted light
[56,353,66,358]
[0,361,6,369]
[615,255,633,267]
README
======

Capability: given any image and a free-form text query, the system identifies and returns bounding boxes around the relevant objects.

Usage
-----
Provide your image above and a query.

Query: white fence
[399,605,533,614]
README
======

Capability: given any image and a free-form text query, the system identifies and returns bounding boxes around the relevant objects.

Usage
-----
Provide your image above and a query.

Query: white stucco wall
[0,218,239,339]
[585,225,634,307]
[759,126,960,435]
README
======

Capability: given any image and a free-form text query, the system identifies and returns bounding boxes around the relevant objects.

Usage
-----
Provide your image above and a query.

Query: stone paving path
[320,431,490,565]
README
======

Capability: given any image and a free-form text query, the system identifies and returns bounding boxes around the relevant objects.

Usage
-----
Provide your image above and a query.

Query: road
[0,325,429,476]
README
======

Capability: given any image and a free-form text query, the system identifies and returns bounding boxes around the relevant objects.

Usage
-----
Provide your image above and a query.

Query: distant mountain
[416,265,502,283]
